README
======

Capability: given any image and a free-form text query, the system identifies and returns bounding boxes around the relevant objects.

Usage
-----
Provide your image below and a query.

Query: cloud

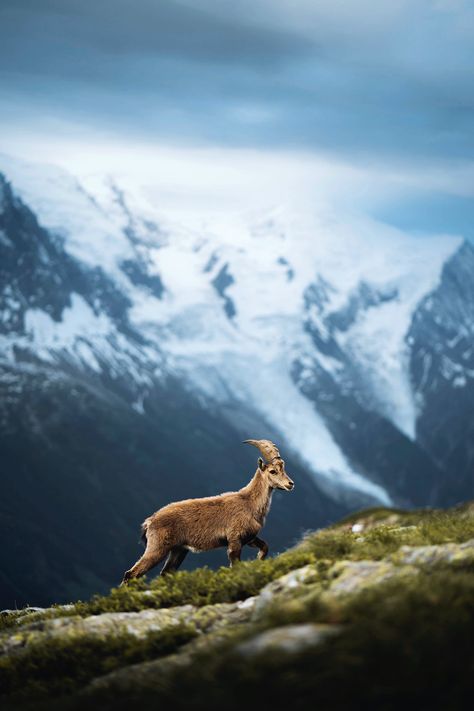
[0,1,473,165]
[0,0,313,69]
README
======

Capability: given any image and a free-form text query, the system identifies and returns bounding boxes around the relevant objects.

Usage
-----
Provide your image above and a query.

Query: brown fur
[121,439,294,584]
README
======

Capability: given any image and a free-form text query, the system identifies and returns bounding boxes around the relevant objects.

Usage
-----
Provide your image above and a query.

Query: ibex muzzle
[121,438,294,584]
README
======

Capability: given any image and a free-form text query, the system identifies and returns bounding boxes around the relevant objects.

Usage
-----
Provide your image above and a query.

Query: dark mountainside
[0,174,341,608]
[1,168,473,609]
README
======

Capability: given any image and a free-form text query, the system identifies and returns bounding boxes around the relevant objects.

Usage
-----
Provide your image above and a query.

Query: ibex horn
[243,439,281,462]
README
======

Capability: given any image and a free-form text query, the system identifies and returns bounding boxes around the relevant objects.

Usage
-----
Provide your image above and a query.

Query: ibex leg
[160,547,189,575]
[248,536,269,560]
[227,540,242,567]
[121,530,171,585]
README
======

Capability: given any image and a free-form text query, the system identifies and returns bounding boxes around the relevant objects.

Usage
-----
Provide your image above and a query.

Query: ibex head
[244,439,294,491]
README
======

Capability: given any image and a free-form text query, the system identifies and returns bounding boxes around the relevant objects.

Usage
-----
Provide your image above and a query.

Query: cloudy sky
[0,0,473,231]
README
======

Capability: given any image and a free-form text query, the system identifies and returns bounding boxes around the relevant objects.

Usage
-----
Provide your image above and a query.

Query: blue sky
[0,0,473,233]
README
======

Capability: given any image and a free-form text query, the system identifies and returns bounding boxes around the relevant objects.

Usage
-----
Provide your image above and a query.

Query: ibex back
[121,439,294,584]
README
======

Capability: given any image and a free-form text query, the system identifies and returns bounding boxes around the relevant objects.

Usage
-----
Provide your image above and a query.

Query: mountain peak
[0,154,471,514]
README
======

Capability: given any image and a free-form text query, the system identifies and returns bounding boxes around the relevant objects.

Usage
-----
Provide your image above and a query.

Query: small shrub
[300,507,474,563]
[74,549,317,616]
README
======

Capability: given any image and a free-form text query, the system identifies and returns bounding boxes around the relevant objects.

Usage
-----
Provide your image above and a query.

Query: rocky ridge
[1,503,473,709]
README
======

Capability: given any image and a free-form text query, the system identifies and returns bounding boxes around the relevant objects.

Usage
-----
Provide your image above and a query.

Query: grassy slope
[1,503,474,709]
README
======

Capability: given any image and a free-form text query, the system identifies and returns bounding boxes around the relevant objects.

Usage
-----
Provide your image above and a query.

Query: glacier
[0,153,463,505]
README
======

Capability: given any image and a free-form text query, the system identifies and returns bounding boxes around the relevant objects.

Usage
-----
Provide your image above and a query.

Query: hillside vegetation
[1,503,474,709]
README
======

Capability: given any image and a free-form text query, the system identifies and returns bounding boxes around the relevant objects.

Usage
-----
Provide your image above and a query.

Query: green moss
[333,502,474,533]
[301,507,474,563]
[0,623,196,700]
[0,606,73,633]
[2,503,474,709]
[98,566,474,711]
[0,613,22,633]
[332,505,409,526]
[60,549,317,618]
[3,506,473,631]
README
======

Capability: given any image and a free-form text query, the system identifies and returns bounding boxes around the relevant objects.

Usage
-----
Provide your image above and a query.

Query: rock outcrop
[1,504,473,710]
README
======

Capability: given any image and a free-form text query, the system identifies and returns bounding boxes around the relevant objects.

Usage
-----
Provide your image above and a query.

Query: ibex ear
[258,457,266,471]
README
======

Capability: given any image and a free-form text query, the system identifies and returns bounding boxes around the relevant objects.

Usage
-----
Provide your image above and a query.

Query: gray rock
[0,600,256,657]
[81,608,255,697]
[236,623,341,656]
[253,564,319,617]
[393,538,474,566]
[0,606,195,656]
[326,560,418,597]
[4,536,474,702]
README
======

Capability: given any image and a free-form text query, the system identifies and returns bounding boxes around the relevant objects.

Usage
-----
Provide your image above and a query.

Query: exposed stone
[325,560,418,597]
[0,607,187,656]
[2,531,474,705]
[252,564,319,617]
[235,623,341,656]
[0,600,256,657]
[393,538,474,566]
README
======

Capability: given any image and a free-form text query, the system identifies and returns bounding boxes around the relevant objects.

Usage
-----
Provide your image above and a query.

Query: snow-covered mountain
[1,153,472,606]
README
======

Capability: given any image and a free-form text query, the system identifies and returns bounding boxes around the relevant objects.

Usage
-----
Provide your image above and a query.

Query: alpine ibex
[121,439,294,584]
